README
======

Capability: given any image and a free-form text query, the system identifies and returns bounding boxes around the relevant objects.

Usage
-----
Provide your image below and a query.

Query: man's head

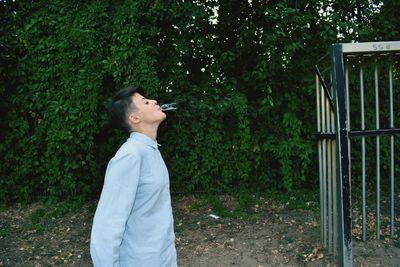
[108,85,166,132]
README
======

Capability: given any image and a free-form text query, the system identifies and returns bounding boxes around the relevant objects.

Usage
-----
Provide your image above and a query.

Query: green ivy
[0,0,399,203]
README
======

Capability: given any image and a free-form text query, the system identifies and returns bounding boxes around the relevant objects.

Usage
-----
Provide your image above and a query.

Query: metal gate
[316,41,400,266]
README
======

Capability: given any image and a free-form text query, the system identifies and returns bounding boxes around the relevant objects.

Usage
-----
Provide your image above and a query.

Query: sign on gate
[316,41,400,266]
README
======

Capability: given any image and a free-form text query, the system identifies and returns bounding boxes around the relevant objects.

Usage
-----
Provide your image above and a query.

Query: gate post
[331,44,352,266]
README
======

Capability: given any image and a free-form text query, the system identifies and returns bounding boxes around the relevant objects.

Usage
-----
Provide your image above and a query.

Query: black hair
[108,85,144,133]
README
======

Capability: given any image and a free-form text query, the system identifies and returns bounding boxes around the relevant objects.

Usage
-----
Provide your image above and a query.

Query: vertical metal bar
[331,108,338,255]
[375,64,381,240]
[316,74,325,245]
[327,94,333,253]
[321,75,328,249]
[329,71,338,257]
[345,64,350,130]
[360,64,367,241]
[345,64,352,202]
[389,64,395,238]
[328,70,335,256]
[345,64,352,249]
[331,44,352,266]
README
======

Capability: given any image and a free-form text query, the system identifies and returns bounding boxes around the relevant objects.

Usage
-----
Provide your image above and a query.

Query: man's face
[130,93,166,125]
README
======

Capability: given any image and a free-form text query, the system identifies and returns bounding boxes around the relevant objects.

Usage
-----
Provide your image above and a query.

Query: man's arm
[90,153,141,267]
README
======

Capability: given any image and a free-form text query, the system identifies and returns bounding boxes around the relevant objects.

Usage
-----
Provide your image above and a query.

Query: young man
[90,86,177,267]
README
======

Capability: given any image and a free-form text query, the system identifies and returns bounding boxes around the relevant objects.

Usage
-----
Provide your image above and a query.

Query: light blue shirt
[90,132,177,267]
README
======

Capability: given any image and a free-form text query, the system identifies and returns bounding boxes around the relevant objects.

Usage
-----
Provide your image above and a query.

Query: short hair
[108,85,144,132]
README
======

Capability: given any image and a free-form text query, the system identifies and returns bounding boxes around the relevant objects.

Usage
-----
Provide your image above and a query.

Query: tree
[0,0,398,203]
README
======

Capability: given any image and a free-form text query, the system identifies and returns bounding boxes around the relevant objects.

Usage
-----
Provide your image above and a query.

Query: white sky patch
[209,5,219,25]
[370,1,384,13]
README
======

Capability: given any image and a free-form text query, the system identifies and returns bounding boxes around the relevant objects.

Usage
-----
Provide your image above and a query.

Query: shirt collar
[130,132,159,149]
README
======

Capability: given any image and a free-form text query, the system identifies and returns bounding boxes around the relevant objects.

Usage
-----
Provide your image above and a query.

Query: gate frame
[316,41,400,266]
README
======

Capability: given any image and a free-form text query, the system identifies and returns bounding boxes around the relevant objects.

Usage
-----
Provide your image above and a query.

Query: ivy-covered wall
[1,0,399,203]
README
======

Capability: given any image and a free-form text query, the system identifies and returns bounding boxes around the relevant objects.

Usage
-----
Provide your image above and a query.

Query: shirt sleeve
[90,153,141,267]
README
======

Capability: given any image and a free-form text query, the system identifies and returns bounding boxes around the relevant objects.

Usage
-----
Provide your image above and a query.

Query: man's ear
[128,113,140,125]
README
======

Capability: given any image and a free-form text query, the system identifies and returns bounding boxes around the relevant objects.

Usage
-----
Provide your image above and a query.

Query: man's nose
[152,100,158,105]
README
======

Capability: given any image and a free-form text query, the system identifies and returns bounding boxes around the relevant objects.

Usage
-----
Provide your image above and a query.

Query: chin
[157,112,167,122]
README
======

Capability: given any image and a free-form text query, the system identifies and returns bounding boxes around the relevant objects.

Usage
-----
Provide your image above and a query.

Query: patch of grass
[205,192,260,220]
[31,207,47,224]
[22,222,48,234]
[24,198,84,235]
[262,189,319,212]
[188,201,208,212]
[0,226,13,238]
[29,198,85,229]
[189,189,319,220]
[236,191,257,212]
[47,198,83,219]
[206,194,230,217]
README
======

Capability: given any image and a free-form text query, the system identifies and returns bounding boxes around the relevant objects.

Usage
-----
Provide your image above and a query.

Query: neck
[132,124,159,141]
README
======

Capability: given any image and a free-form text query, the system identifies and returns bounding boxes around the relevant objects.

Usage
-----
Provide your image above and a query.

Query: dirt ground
[1,195,399,266]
